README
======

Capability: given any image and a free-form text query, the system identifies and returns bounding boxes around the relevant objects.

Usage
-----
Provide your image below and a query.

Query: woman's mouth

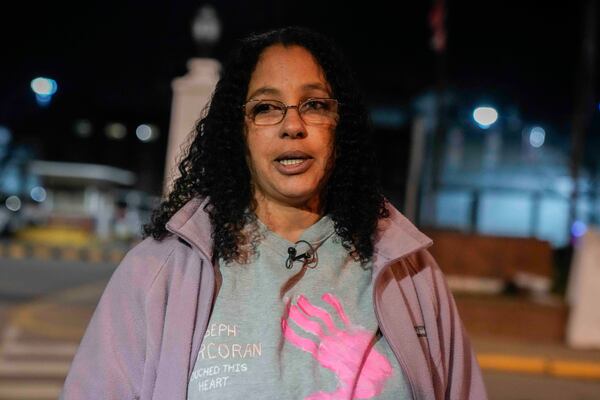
[274,155,314,175]
[278,158,306,166]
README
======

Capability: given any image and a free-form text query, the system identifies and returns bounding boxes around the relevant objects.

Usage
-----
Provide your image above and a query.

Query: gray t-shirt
[187,215,412,399]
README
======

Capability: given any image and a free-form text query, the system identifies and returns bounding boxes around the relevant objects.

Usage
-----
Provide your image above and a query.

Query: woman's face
[244,44,337,209]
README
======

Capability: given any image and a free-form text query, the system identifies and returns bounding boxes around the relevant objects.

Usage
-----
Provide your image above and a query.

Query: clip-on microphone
[285,240,317,269]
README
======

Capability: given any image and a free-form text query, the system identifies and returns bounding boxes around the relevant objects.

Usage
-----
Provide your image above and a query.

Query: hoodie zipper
[372,256,419,400]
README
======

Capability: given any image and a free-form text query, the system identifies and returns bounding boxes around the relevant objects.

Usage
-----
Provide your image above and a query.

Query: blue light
[571,221,587,238]
[35,94,53,106]
[30,186,47,202]
[473,106,498,129]
[529,126,546,148]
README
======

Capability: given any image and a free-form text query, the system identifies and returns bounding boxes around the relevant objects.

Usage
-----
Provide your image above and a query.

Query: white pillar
[566,228,600,349]
[163,58,220,195]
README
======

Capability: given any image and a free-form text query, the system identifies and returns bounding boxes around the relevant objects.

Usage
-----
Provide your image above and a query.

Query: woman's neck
[253,196,322,243]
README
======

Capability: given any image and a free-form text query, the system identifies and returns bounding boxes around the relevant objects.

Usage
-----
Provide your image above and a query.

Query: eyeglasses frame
[242,97,340,126]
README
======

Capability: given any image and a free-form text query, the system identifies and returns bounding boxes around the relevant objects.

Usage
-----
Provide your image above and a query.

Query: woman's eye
[253,102,279,115]
[304,100,327,110]
[305,100,321,109]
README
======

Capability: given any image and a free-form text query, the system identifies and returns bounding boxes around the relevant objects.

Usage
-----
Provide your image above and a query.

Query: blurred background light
[135,123,159,142]
[529,126,546,148]
[73,119,93,138]
[31,77,58,107]
[0,126,11,145]
[571,220,587,238]
[473,106,498,128]
[35,95,52,106]
[30,186,47,202]
[5,196,21,212]
[135,124,152,142]
[192,4,222,50]
[125,190,142,205]
[370,107,406,128]
[105,122,127,140]
[30,77,58,96]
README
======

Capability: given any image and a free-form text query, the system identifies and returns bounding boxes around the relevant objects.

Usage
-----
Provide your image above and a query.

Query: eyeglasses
[243,98,339,126]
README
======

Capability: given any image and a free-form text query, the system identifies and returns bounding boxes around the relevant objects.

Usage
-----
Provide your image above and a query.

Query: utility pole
[569,0,597,243]
[428,0,448,226]
[406,0,448,225]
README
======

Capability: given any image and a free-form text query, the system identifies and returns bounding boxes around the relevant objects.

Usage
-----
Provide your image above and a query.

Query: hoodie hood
[165,196,433,271]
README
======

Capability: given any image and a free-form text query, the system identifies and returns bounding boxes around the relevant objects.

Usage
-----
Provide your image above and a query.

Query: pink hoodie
[61,197,487,399]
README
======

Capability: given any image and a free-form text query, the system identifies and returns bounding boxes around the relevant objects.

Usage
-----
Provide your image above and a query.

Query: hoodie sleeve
[60,241,174,400]
[424,250,488,400]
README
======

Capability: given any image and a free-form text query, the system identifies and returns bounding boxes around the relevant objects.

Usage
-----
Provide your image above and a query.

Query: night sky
[1,1,597,194]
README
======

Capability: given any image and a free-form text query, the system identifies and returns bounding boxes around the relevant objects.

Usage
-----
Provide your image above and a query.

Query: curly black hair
[144,26,388,264]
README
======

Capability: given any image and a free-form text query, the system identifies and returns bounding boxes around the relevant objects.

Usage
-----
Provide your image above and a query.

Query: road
[484,370,600,399]
[0,255,117,300]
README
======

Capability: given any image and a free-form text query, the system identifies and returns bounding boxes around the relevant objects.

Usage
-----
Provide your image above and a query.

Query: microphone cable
[285,240,317,269]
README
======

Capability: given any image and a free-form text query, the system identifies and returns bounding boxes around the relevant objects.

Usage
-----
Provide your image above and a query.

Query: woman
[61,27,486,399]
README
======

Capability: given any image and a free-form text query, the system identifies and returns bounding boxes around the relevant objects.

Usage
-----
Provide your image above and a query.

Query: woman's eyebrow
[247,86,280,100]
[302,82,330,93]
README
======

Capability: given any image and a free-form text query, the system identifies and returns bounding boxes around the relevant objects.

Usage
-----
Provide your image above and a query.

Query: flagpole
[427,0,448,226]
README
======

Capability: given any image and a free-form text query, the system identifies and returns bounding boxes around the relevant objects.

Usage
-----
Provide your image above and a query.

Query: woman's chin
[279,193,317,207]
[252,178,325,209]
[271,188,322,208]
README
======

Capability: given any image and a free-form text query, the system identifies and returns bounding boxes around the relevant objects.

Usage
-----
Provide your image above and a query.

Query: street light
[472,106,498,129]
[31,77,58,106]
[191,4,221,57]
[105,122,127,140]
[135,124,159,142]
[529,126,546,148]
[5,196,21,212]
[30,186,47,202]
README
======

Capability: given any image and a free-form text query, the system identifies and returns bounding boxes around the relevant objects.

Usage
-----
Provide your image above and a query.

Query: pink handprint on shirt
[281,293,392,400]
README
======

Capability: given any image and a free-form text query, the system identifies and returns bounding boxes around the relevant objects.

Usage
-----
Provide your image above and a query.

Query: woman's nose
[279,107,307,139]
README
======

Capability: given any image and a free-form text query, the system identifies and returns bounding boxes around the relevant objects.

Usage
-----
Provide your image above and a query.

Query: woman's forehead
[247,45,331,98]
[246,83,331,101]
